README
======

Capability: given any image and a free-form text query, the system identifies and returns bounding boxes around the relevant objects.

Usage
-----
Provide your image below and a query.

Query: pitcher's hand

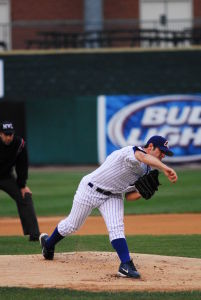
[163,167,178,183]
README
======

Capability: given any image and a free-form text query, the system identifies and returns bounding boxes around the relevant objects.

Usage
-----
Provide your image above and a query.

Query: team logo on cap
[164,141,168,147]
[3,123,13,129]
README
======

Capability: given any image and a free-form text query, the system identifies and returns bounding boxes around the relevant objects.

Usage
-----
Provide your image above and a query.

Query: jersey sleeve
[133,146,146,154]
[124,147,142,169]
[133,146,152,174]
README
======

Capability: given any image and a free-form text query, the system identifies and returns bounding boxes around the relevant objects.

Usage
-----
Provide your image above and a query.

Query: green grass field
[0,168,200,299]
[1,288,201,300]
[0,168,200,216]
[0,235,201,258]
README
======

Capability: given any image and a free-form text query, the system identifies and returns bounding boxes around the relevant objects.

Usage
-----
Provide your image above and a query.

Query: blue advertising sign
[97,95,201,164]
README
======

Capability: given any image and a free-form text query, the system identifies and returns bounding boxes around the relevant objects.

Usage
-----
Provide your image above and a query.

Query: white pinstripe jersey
[84,146,151,194]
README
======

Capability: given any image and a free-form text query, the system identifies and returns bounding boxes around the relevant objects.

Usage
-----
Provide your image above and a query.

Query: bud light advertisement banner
[97,95,201,164]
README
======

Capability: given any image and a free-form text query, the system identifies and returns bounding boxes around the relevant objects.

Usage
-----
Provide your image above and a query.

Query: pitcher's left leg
[98,195,125,241]
[98,196,140,278]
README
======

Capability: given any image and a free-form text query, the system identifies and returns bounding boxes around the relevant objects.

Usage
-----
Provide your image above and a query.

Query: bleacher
[25,28,201,49]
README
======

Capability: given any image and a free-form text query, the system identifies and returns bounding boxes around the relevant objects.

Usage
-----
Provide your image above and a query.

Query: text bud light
[98,95,201,163]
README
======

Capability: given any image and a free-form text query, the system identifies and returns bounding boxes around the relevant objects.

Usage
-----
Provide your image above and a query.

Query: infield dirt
[0,213,201,236]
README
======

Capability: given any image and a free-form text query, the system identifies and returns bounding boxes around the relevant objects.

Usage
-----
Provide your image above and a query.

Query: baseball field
[0,167,201,299]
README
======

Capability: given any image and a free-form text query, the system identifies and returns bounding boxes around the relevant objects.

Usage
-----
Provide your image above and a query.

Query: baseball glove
[135,169,160,200]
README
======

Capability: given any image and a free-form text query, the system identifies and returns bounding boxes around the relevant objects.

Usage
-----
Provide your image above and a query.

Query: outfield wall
[25,97,97,164]
[0,49,201,164]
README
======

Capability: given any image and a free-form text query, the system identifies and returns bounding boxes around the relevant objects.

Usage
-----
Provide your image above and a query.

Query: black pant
[0,176,40,238]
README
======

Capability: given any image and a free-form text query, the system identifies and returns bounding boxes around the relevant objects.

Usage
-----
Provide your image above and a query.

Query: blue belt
[88,182,112,196]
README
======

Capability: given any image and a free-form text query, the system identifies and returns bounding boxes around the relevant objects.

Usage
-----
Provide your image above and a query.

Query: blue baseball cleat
[118,259,141,278]
[39,233,55,260]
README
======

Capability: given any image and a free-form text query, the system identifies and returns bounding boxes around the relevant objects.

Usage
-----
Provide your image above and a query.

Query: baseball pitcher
[40,135,177,278]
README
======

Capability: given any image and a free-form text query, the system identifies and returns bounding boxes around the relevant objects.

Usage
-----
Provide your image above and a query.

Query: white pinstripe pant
[58,177,125,241]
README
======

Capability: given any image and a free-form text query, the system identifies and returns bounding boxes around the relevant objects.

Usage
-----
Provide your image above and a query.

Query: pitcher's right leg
[40,200,93,260]
[58,200,93,236]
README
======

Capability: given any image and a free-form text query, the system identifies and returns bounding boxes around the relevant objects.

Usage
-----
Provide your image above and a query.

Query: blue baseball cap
[145,135,173,156]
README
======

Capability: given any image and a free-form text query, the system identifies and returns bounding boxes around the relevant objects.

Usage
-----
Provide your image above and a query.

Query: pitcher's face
[146,143,165,161]
[151,147,165,161]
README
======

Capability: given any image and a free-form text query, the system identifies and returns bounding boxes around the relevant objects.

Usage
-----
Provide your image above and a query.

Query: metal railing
[25,28,197,49]
[1,19,201,50]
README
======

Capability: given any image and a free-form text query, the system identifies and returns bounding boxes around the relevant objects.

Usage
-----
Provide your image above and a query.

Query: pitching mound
[0,252,200,292]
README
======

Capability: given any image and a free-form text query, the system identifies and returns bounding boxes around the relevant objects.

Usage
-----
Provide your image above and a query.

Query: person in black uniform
[0,120,40,241]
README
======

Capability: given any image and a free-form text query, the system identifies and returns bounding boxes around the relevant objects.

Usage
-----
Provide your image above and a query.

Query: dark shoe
[29,234,40,242]
[118,259,140,278]
[39,233,54,260]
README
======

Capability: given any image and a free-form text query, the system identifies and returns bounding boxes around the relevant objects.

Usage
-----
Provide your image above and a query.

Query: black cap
[145,135,174,157]
[0,121,15,135]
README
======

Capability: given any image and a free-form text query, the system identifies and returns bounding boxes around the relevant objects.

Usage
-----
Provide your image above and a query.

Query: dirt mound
[0,252,200,292]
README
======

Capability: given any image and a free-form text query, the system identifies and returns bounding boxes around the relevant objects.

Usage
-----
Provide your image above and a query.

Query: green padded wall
[1,48,201,164]
[1,50,201,99]
[25,97,97,164]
